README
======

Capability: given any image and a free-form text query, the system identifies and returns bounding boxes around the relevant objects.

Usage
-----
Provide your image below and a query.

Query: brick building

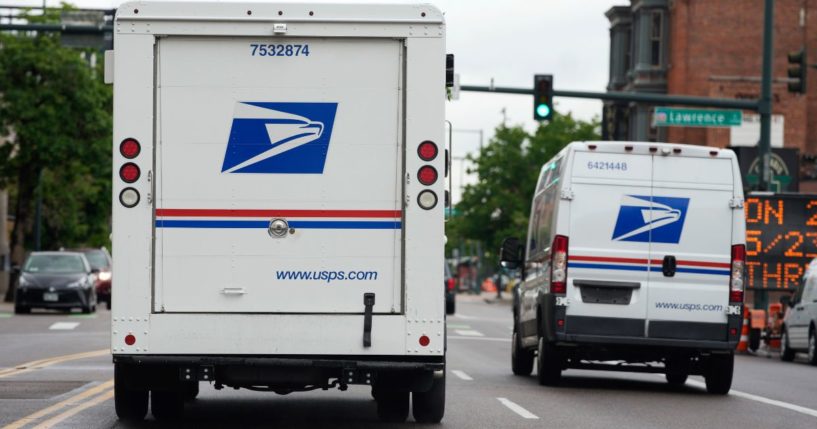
[603,0,817,191]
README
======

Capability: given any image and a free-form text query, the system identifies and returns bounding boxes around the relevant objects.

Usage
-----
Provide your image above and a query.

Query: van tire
[704,352,734,395]
[665,356,689,386]
[114,365,148,421]
[412,373,445,423]
[511,330,534,376]
[376,391,409,422]
[536,337,562,386]
[748,328,761,352]
[151,390,184,421]
[808,329,817,366]
[781,329,796,362]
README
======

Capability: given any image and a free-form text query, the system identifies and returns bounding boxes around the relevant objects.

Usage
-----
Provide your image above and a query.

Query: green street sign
[653,107,742,128]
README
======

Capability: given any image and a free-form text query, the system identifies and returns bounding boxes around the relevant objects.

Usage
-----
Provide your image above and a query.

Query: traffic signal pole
[758,0,774,192]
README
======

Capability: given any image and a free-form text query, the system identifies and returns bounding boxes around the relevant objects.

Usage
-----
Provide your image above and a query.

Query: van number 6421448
[587,161,628,171]
[250,44,310,57]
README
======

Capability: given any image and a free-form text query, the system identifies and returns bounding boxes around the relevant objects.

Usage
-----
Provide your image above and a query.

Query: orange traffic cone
[737,307,750,353]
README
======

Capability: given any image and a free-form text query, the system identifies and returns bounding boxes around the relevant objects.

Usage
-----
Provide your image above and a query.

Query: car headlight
[98,271,112,281]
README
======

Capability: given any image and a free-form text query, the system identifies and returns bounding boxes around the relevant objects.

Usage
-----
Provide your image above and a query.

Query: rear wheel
[151,390,184,421]
[412,373,445,423]
[376,391,409,423]
[808,329,817,366]
[536,337,562,386]
[184,381,199,401]
[704,352,734,395]
[781,329,796,362]
[665,356,689,386]
[114,365,148,421]
[511,329,534,376]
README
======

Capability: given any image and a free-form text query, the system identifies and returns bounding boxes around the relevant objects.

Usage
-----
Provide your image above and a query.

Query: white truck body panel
[111,2,446,357]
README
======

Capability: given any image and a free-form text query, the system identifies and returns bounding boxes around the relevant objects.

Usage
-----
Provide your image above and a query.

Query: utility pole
[758,0,774,191]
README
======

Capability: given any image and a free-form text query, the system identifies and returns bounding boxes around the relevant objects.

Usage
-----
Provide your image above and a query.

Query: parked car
[69,248,112,309]
[445,262,456,314]
[780,262,817,365]
[14,251,98,314]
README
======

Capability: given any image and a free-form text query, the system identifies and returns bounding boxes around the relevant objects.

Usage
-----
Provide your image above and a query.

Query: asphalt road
[2,296,817,428]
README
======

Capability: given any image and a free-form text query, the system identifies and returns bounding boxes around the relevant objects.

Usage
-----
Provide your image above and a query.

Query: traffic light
[533,74,554,121]
[788,49,807,94]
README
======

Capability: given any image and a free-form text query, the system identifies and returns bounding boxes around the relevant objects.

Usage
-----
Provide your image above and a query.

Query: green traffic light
[536,103,551,118]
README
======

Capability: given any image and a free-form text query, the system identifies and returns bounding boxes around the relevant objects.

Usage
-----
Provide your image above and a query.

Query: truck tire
[704,352,734,395]
[151,390,184,421]
[748,328,761,352]
[114,365,148,421]
[536,337,562,386]
[781,329,796,362]
[511,329,534,376]
[808,329,817,366]
[412,373,445,423]
[664,356,689,386]
[376,391,409,423]
[184,381,199,401]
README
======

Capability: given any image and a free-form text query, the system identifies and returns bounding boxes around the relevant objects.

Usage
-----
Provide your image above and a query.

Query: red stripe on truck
[155,209,402,218]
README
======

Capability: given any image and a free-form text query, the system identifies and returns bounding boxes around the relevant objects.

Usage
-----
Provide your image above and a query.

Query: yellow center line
[31,388,115,429]
[0,349,109,379]
[1,379,114,429]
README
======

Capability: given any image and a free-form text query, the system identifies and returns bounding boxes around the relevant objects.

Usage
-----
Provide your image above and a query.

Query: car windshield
[24,254,86,274]
[82,250,109,270]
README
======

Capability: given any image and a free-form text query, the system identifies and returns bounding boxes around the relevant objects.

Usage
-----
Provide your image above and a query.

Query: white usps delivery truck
[501,141,746,394]
[108,2,447,422]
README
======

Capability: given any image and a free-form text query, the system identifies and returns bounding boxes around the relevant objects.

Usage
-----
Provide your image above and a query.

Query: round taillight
[418,141,438,161]
[417,190,438,210]
[417,166,438,186]
[120,138,141,159]
[119,187,140,208]
[120,163,140,183]
[124,334,136,346]
[419,335,430,347]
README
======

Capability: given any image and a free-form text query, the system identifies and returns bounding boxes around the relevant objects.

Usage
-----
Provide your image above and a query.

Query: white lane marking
[49,322,79,330]
[453,313,476,320]
[686,379,817,418]
[451,370,473,381]
[454,329,484,337]
[448,335,510,342]
[497,397,539,420]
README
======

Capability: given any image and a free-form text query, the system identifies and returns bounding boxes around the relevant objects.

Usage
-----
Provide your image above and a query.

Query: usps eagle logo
[221,102,338,174]
[611,195,690,244]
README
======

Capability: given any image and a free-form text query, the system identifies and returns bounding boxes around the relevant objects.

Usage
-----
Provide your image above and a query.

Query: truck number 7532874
[250,44,310,57]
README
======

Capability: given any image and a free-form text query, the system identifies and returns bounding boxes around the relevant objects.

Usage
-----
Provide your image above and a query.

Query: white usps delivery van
[108,2,447,422]
[501,141,746,394]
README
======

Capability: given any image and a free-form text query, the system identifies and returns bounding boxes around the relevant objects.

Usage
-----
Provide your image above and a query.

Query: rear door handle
[221,288,246,295]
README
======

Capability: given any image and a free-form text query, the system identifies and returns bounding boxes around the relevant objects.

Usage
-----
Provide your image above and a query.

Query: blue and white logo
[611,195,690,244]
[221,102,338,174]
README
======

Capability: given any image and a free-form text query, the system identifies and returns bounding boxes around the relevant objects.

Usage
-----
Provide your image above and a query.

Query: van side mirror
[780,295,791,308]
[500,237,523,270]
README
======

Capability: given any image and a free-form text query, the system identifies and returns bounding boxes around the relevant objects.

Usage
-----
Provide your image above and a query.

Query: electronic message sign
[745,194,817,290]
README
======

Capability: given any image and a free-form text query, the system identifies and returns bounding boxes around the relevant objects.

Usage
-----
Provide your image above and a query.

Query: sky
[9,0,627,200]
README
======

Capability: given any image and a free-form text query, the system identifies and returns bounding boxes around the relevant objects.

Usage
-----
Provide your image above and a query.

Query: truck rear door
[646,155,734,340]
[566,150,653,336]
[153,36,404,314]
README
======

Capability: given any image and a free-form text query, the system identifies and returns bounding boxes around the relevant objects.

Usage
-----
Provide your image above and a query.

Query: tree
[0,9,112,301]
[447,113,600,269]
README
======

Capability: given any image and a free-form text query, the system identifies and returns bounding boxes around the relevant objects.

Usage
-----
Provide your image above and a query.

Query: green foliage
[447,113,600,266]
[0,9,112,251]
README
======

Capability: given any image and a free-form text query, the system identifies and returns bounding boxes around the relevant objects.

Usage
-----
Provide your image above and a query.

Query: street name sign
[653,107,742,127]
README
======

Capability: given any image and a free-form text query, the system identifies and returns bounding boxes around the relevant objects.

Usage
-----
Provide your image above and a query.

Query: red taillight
[120,163,140,183]
[124,334,136,346]
[729,244,745,303]
[120,138,141,159]
[447,278,456,291]
[419,335,430,347]
[551,235,568,294]
[418,141,438,161]
[417,166,438,185]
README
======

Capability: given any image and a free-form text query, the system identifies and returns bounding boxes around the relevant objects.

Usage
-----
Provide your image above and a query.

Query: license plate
[43,292,59,302]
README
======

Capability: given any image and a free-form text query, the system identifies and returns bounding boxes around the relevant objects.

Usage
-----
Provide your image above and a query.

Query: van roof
[564,141,737,160]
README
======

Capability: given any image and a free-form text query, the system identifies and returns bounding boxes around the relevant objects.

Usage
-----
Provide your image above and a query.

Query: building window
[650,11,663,66]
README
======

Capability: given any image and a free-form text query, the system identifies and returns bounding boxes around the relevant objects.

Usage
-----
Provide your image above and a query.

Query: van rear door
[566,150,653,337]
[153,36,404,314]
[646,155,734,340]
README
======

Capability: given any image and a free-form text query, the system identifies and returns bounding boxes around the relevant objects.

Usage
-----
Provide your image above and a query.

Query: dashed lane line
[31,388,114,429]
[685,379,817,419]
[48,322,80,330]
[0,349,109,379]
[454,329,484,337]
[497,397,539,420]
[2,379,113,429]
[451,370,473,381]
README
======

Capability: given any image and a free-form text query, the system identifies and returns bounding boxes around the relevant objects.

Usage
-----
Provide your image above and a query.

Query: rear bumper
[112,354,445,371]
[557,333,738,350]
